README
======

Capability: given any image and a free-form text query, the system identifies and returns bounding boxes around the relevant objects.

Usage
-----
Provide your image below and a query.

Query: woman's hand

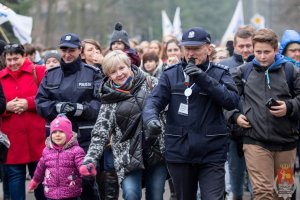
[92,50,103,64]
[14,98,28,114]
[6,97,28,114]
[6,97,18,112]
[167,56,179,65]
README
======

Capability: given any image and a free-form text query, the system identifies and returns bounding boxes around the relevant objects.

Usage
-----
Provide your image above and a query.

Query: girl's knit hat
[43,51,61,63]
[110,22,130,49]
[50,114,73,142]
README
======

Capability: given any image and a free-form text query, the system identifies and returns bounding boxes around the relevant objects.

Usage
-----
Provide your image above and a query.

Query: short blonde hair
[102,50,131,76]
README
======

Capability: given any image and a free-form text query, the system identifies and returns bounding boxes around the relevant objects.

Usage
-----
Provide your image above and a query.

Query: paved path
[0,178,298,200]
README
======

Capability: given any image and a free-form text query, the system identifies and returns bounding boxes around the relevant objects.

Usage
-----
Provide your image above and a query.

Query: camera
[265,98,279,109]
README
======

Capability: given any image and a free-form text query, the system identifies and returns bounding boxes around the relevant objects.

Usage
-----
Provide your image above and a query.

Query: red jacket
[0,57,46,164]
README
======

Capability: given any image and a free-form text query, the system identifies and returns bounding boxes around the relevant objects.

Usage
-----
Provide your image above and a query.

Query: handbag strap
[32,66,39,86]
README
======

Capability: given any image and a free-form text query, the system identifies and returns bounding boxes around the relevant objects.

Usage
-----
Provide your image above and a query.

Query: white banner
[0,3,32,44]
[162,10,174,37]
[221,0,244,45]
[173,7,182,40]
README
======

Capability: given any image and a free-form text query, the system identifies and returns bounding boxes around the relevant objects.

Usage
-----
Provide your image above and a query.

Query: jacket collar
[0,57,34,78]
[60,57,82,75]
[233,52,254,63]
[100,65,146,104]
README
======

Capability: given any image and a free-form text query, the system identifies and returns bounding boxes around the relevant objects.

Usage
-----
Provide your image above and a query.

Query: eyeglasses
[4,44,23,50]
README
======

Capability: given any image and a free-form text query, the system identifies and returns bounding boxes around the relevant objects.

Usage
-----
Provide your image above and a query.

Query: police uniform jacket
[143,60,239,164]
[35,57,102,151]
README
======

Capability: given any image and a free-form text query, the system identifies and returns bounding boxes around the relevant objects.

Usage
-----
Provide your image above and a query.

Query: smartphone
[265,98,280,109]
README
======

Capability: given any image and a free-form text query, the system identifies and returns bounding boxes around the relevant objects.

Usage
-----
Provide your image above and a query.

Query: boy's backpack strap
[241,61,295,96]
[283,62,295,97]
[241,62,253,82]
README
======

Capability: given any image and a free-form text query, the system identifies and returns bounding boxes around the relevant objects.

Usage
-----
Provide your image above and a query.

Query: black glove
[145,119,162,141]
[60,102,76,116]
[183,64,203,76]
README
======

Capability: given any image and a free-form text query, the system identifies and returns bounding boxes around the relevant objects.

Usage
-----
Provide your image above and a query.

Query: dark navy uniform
[143,60,239,200]
[35,58,101,152]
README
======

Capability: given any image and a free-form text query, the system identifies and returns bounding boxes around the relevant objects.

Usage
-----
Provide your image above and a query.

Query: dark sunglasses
[4,44,24,50]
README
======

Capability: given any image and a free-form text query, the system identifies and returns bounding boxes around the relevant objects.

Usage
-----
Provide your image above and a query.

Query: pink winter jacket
[32,132,85,199]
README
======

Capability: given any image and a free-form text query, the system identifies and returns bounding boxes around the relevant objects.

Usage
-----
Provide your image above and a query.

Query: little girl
[28,114,94,200]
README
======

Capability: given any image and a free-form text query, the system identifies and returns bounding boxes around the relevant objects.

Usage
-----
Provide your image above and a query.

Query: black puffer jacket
[83,66,164,182]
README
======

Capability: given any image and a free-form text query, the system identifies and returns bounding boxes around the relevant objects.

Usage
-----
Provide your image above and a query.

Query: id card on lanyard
[178,70,195,116]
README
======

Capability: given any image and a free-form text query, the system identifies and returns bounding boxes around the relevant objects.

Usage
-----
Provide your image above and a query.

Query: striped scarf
[110,76,133,94]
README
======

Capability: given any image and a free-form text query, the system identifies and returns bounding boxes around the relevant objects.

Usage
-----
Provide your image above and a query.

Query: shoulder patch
[84,64,100,72]
[47,65,61,72]
[213,62,229,71]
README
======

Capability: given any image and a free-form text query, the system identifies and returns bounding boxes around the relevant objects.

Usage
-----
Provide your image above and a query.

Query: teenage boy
[233,28,300,200]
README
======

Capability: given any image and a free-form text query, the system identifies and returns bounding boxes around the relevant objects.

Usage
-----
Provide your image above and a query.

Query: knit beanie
[50,114,73,143]
[0,40,7,55]
[110,22,130,49]
[43,51,61,63]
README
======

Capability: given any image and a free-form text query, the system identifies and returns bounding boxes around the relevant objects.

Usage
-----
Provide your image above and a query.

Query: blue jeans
[103,147,115,171]
[121,163,168,200]
[228,139,247,199]
[1,163,10,199]
[4,162,45,200]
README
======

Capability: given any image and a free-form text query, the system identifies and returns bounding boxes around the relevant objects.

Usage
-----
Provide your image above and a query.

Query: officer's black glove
[145,119,162,141]
[60,103,76,116]
[61,103,77,116]
[183,64,203,76]
[56,102,84,117]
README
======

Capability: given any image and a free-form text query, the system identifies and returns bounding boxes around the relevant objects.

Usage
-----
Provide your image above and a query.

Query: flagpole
[0,26,10,43]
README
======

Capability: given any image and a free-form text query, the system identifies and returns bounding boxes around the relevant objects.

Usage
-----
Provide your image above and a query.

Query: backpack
[242,61,295,97]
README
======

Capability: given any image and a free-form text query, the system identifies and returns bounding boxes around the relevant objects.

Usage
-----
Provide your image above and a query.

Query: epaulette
[46,65,61,72]
[212,62,229,71]
[164,63,180,71]
[84,63,100,72]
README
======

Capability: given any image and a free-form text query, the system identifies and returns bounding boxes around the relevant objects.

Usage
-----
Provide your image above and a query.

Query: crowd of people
[0,21,299,200]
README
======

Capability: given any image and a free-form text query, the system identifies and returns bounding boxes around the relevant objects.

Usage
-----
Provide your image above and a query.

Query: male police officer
[143,27,239,200]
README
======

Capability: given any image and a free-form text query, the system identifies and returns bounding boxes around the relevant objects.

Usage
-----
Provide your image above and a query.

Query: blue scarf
[253,53,287,89]
[284,56,300,68]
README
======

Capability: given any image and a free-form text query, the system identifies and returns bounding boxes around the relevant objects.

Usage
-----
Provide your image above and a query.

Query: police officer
[143,27,239,200]
[35,33,101,200]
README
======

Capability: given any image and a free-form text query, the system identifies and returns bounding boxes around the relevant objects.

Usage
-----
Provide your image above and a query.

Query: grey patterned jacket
[83,66,165,182]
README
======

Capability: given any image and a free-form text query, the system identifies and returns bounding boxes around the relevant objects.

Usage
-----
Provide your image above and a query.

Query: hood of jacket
[253,53,287,88]
[279,30,300,54]
[100,65,146,104]
[45,132,79,150]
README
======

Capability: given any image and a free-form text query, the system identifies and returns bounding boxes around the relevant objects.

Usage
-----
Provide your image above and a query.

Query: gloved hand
[145,119,162,140]
[79,163,97,177]
[28,179,39,192]
[183,63,203,76]
[57,102,83,117]
[61,103,76,116]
